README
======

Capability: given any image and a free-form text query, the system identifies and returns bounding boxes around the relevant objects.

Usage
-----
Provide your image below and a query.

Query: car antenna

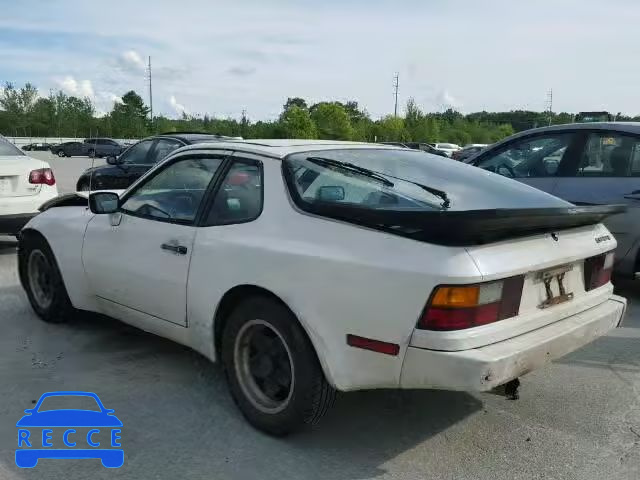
[87,131,98,208]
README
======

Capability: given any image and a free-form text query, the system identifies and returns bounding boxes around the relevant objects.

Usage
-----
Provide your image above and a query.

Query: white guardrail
[5,136,140,148]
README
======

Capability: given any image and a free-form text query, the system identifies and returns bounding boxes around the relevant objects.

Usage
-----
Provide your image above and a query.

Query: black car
[75,132,240,191]
[21,142,53,151]
[83,137,124,158]
[51,141,85,157]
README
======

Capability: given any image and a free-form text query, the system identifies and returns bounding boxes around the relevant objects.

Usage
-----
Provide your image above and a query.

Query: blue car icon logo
[16,391,123,468]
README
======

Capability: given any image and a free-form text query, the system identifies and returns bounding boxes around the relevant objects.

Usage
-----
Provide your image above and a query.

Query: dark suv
[76,132,240,191]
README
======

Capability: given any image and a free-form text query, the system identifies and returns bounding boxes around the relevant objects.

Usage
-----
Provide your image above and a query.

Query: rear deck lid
[0,156,46,197]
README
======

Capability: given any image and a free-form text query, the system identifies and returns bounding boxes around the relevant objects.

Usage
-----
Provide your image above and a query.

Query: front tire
[222,296,336,435]
[19,235,77,323]
[57,150,66,157]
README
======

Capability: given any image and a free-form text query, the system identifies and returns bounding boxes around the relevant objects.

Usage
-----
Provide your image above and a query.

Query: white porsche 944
[18,140,626,435]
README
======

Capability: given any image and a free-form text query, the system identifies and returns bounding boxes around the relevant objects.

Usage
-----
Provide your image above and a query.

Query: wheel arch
[212,284,337,388]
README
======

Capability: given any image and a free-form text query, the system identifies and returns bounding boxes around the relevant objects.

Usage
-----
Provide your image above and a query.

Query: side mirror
[317,185,345,202]
[106,155,120,165]
[89,192,119,214]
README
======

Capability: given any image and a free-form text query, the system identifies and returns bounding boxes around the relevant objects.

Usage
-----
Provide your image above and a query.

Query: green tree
[280,105,317,138]
[110,90,150,138]
[310,102,353,140]
[283,97,308,112]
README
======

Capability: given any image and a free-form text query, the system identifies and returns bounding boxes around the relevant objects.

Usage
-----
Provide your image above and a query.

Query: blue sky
[2,0,640,120]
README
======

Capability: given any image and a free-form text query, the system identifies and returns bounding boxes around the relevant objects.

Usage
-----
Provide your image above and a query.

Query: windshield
[0,137,25,156]
[285,149,448,211]
[284,148,569,212]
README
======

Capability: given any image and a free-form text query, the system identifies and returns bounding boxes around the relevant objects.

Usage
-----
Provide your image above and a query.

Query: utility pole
[393,73,399,117]
[148,56,153,127]
[546,88,553,126]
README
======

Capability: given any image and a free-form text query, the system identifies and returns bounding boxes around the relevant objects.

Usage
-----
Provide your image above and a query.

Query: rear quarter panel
[186,160,482,391]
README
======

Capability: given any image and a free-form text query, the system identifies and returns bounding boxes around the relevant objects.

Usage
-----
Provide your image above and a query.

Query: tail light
[584,251,614,291]
[418,276,524,331]
[29,168,56,186]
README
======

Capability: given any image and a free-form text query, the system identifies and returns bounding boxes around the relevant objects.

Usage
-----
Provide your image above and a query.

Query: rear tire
[88,149,96,158]
[19,235,77,323]
[221,296,336,436]
[77,180,90,192]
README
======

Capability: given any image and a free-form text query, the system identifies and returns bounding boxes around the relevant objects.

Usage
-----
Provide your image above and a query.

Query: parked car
[75,132,240,191]
[21,142,54,152]
[83,138,124,158]
[50,141,85,158]
[0,135,58,235]
[467,122,640,277]
[431,142,461,157]
[380,142,449,157]
[404,142,451,157]
[20,139,625,435]
[452,144,489,161]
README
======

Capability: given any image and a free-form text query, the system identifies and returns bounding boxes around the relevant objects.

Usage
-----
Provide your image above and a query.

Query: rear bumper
[399,295,626,391]
[0,213,36,235]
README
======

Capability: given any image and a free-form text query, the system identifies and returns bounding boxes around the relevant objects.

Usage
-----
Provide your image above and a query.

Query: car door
[102,139,155,189]
[471,131,580,195]
[82,150,230,325]
[552,130,640,274]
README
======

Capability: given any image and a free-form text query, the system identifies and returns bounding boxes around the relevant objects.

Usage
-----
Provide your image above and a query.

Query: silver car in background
[467,122,640,278]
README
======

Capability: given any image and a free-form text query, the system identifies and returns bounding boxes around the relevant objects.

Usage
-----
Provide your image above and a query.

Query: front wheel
[57,150,66,157]
[222,296,336,436]
[19,235,77,323]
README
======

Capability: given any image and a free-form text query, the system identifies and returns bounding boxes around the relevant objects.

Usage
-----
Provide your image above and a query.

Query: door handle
[161,243,188,255]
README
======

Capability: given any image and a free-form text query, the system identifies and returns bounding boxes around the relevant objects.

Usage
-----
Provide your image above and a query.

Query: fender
[21,207,99,313]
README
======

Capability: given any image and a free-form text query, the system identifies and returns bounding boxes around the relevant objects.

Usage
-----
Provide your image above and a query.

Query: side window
[147,139,182,165]
[121,155,225,223]
[120,140,153,164]
[577,132,640,177]
[204,159,263,225]
[477,134,573,178]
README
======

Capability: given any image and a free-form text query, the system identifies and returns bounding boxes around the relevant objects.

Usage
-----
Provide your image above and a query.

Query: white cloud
[435,90,462,111]
[4,0,640,119]
[54,76,95,99]
[119,50,146,73]
[169,95,187,116]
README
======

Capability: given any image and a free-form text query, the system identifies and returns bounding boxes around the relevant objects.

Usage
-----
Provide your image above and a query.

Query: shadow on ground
[0,290,481,480]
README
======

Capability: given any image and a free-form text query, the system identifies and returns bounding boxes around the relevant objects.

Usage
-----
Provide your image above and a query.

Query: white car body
[20,140,625,396]
[433,143,462,157]
[0,138,59,235]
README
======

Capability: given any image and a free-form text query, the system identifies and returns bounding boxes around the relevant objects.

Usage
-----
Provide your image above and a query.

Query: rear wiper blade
[306,157,394,187]
[306,156,450,209]
[405,180,451,209]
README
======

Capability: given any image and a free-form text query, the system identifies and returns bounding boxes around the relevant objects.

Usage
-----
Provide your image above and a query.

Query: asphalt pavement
[0,153,638,479]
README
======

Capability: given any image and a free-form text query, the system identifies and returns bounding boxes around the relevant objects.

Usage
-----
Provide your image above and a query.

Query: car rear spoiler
[304,203,627,246]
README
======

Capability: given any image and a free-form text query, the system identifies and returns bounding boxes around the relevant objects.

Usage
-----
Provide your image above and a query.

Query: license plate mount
[536,264,574,309]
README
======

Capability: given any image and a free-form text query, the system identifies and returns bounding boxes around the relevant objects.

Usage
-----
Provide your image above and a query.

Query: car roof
[140,133,240,144]
[176,139,401,158]
[504,122,640,140]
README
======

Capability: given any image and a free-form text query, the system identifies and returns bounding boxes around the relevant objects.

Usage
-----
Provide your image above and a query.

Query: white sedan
[18,140,626,435]
[0,135,58,235]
